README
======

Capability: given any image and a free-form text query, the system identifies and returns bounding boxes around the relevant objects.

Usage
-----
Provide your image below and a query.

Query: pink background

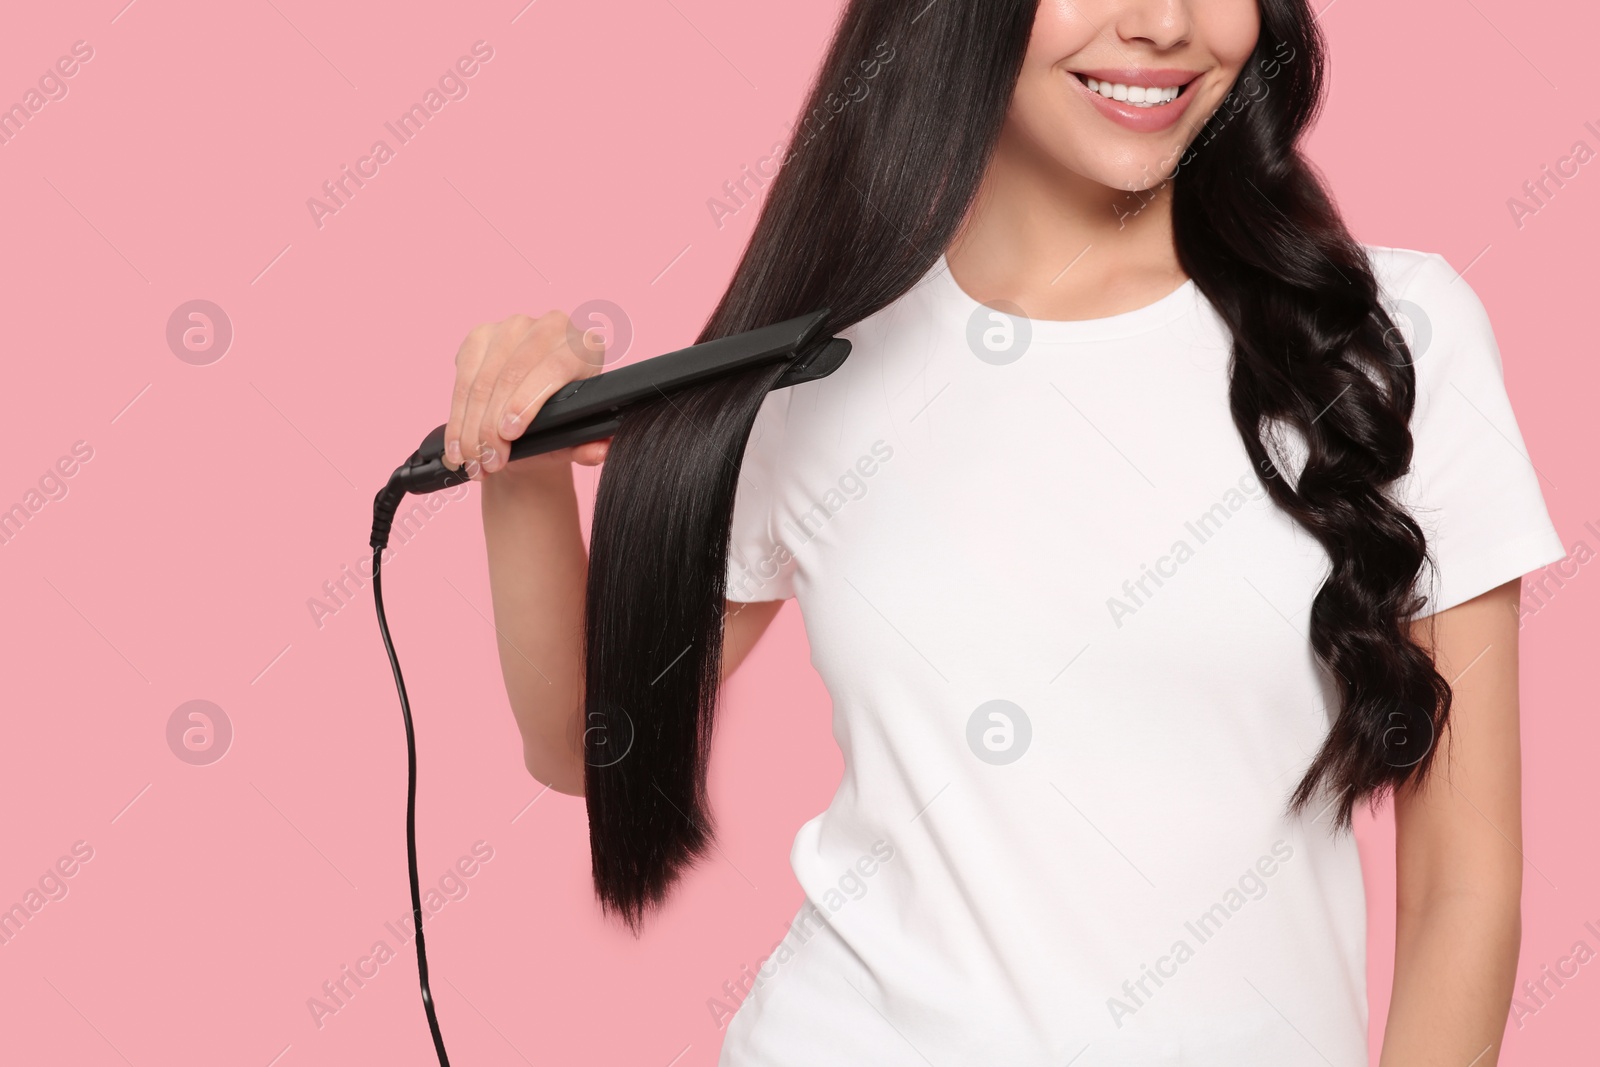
[1,2,1595,1064]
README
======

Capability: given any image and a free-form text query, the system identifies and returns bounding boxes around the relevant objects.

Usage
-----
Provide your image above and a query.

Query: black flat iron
[373,309,849,529]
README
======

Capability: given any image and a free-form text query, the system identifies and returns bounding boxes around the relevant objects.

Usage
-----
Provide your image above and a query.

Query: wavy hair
[583,0,1449,931]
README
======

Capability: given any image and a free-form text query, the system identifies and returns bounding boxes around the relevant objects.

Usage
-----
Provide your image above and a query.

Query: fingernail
[465,459,481,479]
[483,447,498,471]
[445,438,461,464]
[501,412,519,437]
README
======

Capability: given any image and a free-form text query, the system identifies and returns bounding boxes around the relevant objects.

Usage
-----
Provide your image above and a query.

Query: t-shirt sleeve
[1388,251,1567,618]
[724,387,799,602]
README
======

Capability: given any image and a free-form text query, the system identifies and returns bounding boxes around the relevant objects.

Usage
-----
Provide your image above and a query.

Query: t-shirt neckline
[928,252,1201,343]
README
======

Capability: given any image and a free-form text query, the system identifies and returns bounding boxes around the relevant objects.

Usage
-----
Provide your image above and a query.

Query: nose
[1113,0,1193,51]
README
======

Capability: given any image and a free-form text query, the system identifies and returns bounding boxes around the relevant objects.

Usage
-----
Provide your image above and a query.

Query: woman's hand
[443,309,612,479]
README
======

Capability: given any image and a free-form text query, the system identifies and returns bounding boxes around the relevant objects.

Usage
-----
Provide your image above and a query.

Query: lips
[1063,67,1204,134]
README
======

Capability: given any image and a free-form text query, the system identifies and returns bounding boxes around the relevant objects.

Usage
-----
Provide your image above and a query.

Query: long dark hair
[583,0,1448,932]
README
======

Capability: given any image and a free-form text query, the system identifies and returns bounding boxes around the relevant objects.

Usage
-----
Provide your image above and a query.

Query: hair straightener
[367,309,849,1065]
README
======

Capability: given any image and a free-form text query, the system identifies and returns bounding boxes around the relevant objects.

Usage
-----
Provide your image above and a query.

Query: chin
[1098,160,1176,193]
[1057,150,1180,195]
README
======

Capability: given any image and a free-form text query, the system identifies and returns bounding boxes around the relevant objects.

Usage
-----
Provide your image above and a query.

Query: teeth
[1084,78,1182,107]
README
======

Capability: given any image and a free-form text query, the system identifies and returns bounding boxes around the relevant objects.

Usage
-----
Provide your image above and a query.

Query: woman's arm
[481,460,785,798]
[453,311,787,798]
[479,459,592,797]
[1379,577,1526,1066]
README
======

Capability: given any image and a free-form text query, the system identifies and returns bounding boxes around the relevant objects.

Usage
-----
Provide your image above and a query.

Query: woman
[442,1,1563,1063]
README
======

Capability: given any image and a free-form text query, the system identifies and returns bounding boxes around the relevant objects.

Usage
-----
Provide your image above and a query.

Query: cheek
[1027,0,1103,63]
[1204,0,1264,77]
[1006,3,1100,149]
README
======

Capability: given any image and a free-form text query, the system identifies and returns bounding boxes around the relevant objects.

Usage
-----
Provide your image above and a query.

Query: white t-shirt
[716,245,1564,1066]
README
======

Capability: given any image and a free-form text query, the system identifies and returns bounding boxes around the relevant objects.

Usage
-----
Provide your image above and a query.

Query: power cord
[372,468,457,1066]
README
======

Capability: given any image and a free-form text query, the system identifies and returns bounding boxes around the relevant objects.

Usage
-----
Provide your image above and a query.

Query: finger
[567,319,609,369]
[445,325,492,470]
[482,314,578,471]
[571,438,611,466]
[488,354,568,448]
[461,317,530,475]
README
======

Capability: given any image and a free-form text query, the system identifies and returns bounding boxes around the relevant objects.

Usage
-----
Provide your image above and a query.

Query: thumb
[571,438,611,467]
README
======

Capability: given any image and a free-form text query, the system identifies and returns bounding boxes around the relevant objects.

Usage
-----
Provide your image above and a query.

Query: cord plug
[370,426,473,551]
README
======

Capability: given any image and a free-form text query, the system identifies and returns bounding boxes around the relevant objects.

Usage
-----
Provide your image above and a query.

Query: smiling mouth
[1072,73,1194,108]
